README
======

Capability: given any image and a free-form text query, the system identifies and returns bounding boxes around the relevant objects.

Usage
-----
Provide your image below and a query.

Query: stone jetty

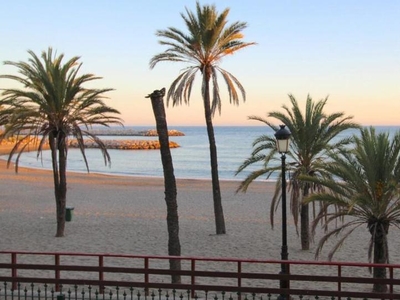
[0,128,184,151]
[76,128,184,150]
[68,139,180,150]
[87,128,185,137]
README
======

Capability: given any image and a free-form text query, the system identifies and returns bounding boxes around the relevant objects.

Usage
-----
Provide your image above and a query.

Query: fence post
[191,259,196,298]
[99,255,104,294]
[55,254,60,292]
[237,261,242,300]
[11,252,17,290]
[144,257,149,295]
[337,264,341,300]
[389,266,394,295]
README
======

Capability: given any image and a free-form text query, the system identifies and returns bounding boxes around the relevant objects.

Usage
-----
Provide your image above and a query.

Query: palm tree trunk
[202,78,226,235]
[300,188,310,250]
[50,134,67,237]
[147,88,181,283]
[372,224,389,293]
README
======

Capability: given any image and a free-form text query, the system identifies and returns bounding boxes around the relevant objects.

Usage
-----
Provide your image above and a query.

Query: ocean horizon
[2,125,400,181]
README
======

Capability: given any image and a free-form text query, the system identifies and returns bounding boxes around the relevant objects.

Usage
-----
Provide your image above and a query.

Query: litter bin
[65,207,74,222]
[57,295,65,300]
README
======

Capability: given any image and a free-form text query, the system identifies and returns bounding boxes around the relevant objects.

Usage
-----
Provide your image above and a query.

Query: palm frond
[237,95,360,244]
[0,47,123,174]
[150,2,255,116]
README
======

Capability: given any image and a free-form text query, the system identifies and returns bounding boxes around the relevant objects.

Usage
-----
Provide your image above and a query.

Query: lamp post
[274,125,291,300]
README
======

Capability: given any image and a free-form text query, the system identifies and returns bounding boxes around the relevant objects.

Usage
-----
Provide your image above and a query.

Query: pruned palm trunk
[300,188,310,250]
[203,77,226,235]
[300,204,310,250]
[50,133,68,237]
[372,224,389,293]
[147,88,181,283]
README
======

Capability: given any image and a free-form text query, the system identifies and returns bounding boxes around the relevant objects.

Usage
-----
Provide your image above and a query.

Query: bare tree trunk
[202,78,226,235]
[146,88,181,283]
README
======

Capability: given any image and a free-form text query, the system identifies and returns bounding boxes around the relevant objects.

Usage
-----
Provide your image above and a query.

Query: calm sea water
[2,125,400,181]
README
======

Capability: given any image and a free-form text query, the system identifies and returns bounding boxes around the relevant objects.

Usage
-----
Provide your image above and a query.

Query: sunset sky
[1,1,399,126]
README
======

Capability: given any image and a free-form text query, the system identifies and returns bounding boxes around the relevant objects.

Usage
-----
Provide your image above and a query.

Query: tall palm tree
[236,94,359,250]
[304,127,400,293]
[0,48,122,237]
[149,2,256,235]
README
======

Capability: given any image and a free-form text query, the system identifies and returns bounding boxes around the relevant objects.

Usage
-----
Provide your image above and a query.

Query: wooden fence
[0,251,399,299]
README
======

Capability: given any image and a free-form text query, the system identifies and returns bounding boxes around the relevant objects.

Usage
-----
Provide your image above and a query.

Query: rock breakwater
[68,139,180,150]
[0,138,180,151]
[88,128,184,136]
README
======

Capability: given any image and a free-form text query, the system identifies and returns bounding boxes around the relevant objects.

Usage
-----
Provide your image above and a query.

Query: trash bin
[57,295,65,300]
[65,207,74,222]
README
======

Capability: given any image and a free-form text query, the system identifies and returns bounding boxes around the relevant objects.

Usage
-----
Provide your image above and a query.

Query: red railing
[0,251,399,299]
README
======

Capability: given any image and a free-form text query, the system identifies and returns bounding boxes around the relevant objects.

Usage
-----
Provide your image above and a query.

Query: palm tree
[0,48,122,237]
[236,94,359,250]
[149,2,256,235]
[303,127,400,293]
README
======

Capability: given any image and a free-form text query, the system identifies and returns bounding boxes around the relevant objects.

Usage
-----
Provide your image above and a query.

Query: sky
[1,1,399,126]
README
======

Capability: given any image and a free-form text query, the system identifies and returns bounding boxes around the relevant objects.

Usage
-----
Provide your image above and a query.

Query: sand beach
[1,144,400,296]
[1,148,400,263]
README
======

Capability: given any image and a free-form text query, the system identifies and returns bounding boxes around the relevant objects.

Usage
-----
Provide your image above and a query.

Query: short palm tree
[304,127,400,292]
[0,48,122,237]
[149,2,256,235]
[236,94,359,250]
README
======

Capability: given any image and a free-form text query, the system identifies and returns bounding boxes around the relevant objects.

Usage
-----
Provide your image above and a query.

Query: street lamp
[274,125,291,300]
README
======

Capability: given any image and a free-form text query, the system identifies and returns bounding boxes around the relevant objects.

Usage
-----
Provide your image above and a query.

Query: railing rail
[0,251,399,299]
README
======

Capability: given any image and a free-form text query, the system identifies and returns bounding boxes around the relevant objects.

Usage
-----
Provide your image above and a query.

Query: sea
[2,125,400,181]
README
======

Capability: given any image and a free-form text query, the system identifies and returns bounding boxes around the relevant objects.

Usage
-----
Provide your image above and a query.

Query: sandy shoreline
[2,144,400,296]
[1,143,400,296]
